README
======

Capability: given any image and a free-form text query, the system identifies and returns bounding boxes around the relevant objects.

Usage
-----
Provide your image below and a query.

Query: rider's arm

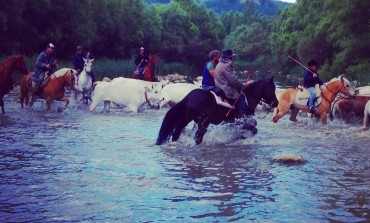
[35,52,47,68]
[224,65,244,91]
[207,62,216,78]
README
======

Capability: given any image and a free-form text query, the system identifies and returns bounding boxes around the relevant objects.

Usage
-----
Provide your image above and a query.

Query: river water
[0,88,369,223]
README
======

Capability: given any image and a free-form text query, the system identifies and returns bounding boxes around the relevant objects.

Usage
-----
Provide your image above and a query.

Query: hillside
[145,0,293,17]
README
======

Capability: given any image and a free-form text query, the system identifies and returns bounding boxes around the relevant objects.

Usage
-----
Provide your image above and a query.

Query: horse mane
[244,78,267,91]
[51,68,72,79]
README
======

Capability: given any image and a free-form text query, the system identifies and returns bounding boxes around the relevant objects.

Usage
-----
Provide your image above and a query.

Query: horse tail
[156,99,187,145]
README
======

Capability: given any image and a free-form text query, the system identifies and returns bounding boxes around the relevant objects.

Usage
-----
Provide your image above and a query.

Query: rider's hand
[313,73,318,77]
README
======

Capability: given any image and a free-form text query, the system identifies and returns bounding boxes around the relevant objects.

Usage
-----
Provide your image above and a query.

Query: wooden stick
[288,55,316,75]
[225,74,252,117]
[132,59,144,78]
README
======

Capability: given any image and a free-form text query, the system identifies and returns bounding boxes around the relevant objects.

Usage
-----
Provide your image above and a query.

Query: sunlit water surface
[0,89,369,223]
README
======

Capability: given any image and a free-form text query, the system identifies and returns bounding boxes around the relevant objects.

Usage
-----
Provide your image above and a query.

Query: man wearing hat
[214,49,247,118]
[32,43,58,94]
[201,50,223,95]
[134,47,149,80]
[72,45,95,83]
[303,59,323,113]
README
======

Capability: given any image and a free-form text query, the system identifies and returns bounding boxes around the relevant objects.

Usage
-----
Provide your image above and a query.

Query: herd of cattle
[86,74,370,131]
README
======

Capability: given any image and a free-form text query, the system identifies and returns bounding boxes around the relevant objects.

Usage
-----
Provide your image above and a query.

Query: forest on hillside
[1,0,370,84]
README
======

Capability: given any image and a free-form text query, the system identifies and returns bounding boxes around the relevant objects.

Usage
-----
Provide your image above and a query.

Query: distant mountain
[144,0,293,17]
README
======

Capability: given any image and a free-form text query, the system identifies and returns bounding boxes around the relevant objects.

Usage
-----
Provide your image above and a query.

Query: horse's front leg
[172,119,191,142]
[29,91,36,108]
[45,97,52,110]
[320,112,328,125]
[60,97,70,108]
[195,113,212,144]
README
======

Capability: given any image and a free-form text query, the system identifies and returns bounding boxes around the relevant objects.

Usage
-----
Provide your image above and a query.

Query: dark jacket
[135,53,149,67]
[33,51,56,78]
[202,60,216,86]
[303,68,323,88]
[72,52,88,71]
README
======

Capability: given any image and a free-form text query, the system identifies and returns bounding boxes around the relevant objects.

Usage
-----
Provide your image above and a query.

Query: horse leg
[172,119,191,142]
[60,97,69,108]
[103,101,110,112]
[195,113,212,145]
[289,108,299,122]
[362,111,369,131]
[45,98,52,111]
[320,111,328,125]
[272,106,290,123]
[0,97,4,114]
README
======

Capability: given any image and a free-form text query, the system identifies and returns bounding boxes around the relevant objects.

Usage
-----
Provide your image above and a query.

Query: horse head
[14,55,28,75]
[145,82,164,103]
[149,54,158,65]
[259,77,279,108]
[83,58,94,74]
[339,75,356,98]
[244,77,279,107]
[68,69,78,87]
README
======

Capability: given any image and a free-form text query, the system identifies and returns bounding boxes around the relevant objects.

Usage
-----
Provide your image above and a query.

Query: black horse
[156,77,279,145]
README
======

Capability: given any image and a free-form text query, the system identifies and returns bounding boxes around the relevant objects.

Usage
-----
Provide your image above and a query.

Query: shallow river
[0,89,369,223]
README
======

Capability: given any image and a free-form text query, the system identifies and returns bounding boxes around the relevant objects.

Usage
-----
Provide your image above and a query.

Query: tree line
[1,0,369,83]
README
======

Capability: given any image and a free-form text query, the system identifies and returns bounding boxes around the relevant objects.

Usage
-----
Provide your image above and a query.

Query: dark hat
[308,60,318,67]
[221,49,236,58]
[47,43,55,48]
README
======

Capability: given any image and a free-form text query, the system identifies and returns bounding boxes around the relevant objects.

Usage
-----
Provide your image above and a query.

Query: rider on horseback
[73,45,96,83]
[134,47,149,80]
[303,59,323,113]
[215,49,248,118]
[201,50,223,96]
[32,43,58,95]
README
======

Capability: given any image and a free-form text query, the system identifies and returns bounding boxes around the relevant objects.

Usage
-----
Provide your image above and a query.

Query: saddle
[209,91,235,109]
[295,84,322,108]
[296,84,321,100]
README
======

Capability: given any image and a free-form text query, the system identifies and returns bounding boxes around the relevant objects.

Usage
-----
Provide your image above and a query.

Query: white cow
[159,82,200,107]
[355,86,370,95]
[362,100,370,131]
[89,77,164,113]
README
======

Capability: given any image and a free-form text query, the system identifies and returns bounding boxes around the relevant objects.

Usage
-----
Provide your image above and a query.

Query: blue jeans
[236,93,248,118]
[202,85,223,96]
[308,87,316,107]
[138,66,144,80]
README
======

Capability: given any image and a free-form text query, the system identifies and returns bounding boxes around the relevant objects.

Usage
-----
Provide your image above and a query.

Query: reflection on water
[0,89,369,222]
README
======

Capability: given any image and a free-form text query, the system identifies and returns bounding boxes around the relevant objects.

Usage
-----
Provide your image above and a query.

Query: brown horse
[132,54,158,82]
[0,55,28,114]
[272,76,356,125]
[20,68,76,110]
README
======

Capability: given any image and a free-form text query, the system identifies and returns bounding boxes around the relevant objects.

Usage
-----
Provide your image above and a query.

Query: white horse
[362,100,370,131]
[159,82,200,107]
[89,77,164,113]
[74,58,94,104]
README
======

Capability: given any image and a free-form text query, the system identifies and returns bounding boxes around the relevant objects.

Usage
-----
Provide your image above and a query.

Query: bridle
[245,82,277,117]
[321,79,351,104]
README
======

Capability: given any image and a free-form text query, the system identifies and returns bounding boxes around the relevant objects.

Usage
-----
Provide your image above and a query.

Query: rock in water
[273,153,305,163]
